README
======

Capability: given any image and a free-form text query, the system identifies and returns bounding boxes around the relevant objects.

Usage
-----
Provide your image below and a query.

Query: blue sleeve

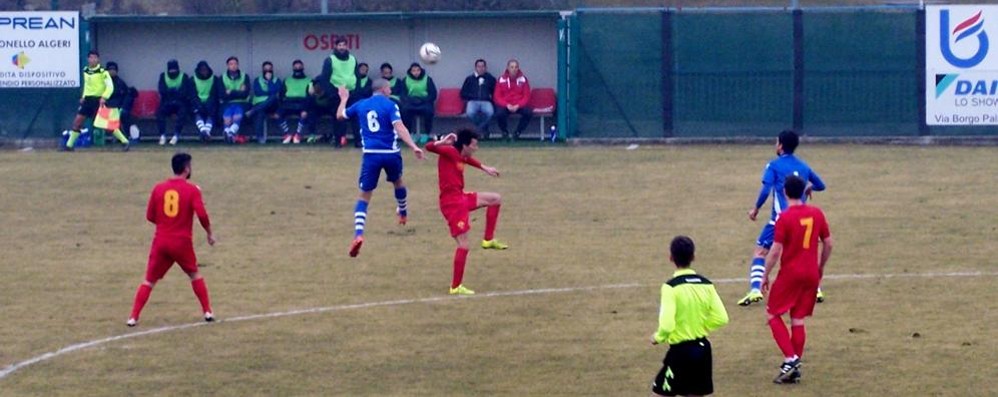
[755,164,774,209]
[345,103,357,119]
[808,170,826,192]
[390,103,401,123]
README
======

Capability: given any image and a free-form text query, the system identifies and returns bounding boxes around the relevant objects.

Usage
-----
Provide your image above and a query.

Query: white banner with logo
[0,12,80,88]
[926,5,998,125]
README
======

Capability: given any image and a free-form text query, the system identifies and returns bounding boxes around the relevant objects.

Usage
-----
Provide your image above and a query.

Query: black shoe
[121,142,130,152]
[773,358,801,384]
[204,312,215,322]
[60,145,75,152]
[513,130,523,140]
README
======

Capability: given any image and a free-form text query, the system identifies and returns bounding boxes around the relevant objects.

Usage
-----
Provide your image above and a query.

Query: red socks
[129,284,153,320]
[191,278,213,314]
[768,316,796,359]
[791,324,806,358]
[452,247,469,288]
[484,204,501,241]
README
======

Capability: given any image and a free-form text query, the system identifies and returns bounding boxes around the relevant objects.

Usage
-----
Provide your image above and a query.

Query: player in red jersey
[761,175,833,384]
[127,153,216,327]
[425,129,506,295]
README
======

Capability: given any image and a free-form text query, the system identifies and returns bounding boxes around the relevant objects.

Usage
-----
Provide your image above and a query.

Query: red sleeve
[818,211,830,239]
[426,140,462,161]
[517,78,532,107]
[494,79,508,107]
[463,156,483,169]
[192,186,211,230]
[773,216,788,246]
[146,187,158,224]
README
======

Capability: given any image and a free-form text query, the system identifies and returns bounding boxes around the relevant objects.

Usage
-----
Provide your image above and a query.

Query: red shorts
[145,237,198,282]
[440,192,478,237]
[766,274,819,318]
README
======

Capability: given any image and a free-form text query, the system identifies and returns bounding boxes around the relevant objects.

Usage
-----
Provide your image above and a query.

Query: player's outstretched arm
[392,120,424,160]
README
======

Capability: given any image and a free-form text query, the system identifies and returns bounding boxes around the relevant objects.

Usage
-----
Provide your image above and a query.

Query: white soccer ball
[419,42,441,64]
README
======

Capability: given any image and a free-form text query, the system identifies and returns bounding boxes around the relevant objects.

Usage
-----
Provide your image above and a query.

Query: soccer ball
[419,42,441,64]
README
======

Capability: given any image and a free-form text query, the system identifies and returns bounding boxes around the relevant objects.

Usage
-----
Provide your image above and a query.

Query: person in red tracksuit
[492,59,533,141]
[127,152,216,327]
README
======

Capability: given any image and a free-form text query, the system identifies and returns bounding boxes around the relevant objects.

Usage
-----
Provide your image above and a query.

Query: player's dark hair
[380,63,393,71]
[334,37,348,45]
[88,50,99,57]
[454,128,479,152]
[172,153,192,175]
[670,236,695,267]
[784,175,806,200]
[262,61,273,68]
[779,129,799,154]
[475,59,486,67]
[226,56,239,64]
[292,59,303,67]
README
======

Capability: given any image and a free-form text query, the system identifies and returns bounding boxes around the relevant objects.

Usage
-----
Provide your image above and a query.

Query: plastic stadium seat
[529,88,557,139]
[132,91,160,119]
[435,88,464,117]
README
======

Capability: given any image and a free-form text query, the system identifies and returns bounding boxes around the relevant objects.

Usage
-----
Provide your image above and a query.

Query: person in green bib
[64,50,113,151]
[317,37,359,148]
[379,63,405,104]
[189,60,222,141]
[156,60,192,146]
[278,59,312,144]
[246,61,282,144]
[400,63,438,144]
[220,56,251,144]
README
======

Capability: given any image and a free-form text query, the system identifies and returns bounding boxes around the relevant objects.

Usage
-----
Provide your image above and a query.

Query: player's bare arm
[761,241,784,294]
[818,235,833,276]
[748,207,760,221]
[392,120,425,160]
[481,165,500,177]
[335,86,349,120]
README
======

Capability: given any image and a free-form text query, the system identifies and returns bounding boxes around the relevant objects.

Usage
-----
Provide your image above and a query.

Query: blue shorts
[358,152,403,192]
[223,104,246,119]
[756,223,775,249]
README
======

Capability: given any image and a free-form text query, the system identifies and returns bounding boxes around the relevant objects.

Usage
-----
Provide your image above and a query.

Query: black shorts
[652,338,713,396]
[77,97,101,117]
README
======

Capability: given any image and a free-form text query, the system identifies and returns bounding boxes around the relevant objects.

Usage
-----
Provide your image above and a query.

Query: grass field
[0,144,996,396]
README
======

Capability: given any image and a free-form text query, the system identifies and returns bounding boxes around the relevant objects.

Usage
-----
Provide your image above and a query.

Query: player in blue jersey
[336,79,425,257]
[739,130,826,306]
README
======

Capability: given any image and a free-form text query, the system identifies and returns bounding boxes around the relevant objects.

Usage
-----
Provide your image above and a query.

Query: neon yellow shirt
[654,268,729,345]
[82,65,113,99]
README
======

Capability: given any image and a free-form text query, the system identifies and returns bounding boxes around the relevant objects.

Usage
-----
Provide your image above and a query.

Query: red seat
[435,88,464,117]
[132,90,160,119]
[529,88,556,114]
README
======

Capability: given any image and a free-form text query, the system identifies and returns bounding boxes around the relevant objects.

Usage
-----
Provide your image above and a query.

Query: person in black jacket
[157,59,192,146]
[106,62,137,143]
[400,63,437,143]
[190,60,222,142]
[460,59,497,137]
[102,62,132,150]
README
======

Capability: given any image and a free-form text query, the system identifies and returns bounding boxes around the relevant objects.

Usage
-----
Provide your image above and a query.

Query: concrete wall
[94,16,557,92]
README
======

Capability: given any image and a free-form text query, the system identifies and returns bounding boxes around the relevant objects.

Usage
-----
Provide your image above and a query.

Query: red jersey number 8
[163,189,180,218]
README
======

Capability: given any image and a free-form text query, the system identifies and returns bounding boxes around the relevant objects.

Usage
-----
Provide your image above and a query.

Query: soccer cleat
[204,312,215,322]
[339,136,348,147]
[126,318,137,327]
[348,236,364,257]
[282,134,292,144]
[481,239,509,250]
[158,135,167,146]
[449,284,475,295]
[737,290,764,306]
[169,135,179,146]
[121,141,130,152]
[292,134,301,144]
[398,215,407,226]
[816,289,825,303]
[773,358,802,384]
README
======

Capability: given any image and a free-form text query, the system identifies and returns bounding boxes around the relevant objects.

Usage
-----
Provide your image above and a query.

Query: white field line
[2,270,996,380]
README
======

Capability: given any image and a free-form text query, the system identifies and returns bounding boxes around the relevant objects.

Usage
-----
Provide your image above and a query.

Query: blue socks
[749,257,766,292]
[394,187,408,217]
[354,200,368,237]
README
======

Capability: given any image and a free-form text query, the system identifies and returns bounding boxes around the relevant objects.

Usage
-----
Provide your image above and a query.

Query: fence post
[557,15,569,140]
[916,8,928,135]
[662,9,674,137]
[792,9,804,133]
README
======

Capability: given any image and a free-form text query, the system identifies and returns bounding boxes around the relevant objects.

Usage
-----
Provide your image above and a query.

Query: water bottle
[549,125,557,142]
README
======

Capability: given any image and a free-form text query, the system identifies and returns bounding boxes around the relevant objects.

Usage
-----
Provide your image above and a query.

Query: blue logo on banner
[940,10,989,68]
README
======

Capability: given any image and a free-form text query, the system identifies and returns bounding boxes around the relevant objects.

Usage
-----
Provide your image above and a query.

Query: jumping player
[425,129,506,295]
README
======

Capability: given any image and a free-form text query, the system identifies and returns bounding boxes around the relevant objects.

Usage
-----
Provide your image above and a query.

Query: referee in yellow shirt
[650,236,729,396]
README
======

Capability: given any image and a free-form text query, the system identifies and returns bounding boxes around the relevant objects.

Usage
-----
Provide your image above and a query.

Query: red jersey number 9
[163,189,180,218]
